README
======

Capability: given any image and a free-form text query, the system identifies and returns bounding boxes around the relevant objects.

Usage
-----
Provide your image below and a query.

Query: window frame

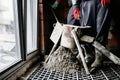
[0,0,24,75]
[26,0,38,54]
[0,0,39,79]
[0,0,23,72]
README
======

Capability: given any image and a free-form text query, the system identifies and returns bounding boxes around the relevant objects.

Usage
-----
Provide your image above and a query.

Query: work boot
[85,55,94,67]
[90,49,103,73]
[82,44,95,67]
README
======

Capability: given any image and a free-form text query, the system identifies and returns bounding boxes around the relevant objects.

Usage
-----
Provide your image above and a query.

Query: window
[0,0,21,72]
[26,0,38,53]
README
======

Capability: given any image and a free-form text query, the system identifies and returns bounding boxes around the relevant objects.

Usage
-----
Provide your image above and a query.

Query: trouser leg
[80,0,96,66]
[95,0,111,46]
[80,0,96,37]
[91,0,111,72]
[80,0,110,46]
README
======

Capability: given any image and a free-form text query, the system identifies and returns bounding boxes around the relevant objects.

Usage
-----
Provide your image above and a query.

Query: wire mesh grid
[28,63,120,80]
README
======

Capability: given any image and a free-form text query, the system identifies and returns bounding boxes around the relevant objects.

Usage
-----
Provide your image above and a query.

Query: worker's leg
[80,0,96,37]
[91,0,111,72]
[95,0,111,46]
[80,0,96,67]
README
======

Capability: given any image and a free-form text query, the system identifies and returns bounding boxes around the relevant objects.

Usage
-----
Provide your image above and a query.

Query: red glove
[73,8,80,20]
[101,0,110,6]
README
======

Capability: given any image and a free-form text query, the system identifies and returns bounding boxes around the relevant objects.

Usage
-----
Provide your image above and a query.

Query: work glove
[52,0,61,9]
[73,8,80,20]
[101,0,110,6]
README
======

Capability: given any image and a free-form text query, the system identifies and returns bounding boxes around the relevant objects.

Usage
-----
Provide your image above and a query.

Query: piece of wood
[63,24,91,29]
[80,35,94,43]
[60,27,75,49]
[92,41,120,65]
[50,21,64,44]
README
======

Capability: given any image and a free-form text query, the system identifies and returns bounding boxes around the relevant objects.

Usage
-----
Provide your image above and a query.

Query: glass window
[0,0,21,72]
[26,0,38,53]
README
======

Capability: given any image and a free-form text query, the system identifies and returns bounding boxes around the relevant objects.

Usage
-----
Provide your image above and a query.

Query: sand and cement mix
[44,46,82,74]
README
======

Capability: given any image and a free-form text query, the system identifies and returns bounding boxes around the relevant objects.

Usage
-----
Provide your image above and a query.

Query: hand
[52,0,61,9]
[52,1,59,9]
[73,8,80,20]
[101,0,110,6]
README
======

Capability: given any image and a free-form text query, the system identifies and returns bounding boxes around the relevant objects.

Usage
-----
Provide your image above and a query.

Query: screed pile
[44,46,82,74]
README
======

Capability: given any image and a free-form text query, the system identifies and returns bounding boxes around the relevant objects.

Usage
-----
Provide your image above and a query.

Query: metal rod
[51,7,59,22]
[71,29,90,74]
[45,43,58,63]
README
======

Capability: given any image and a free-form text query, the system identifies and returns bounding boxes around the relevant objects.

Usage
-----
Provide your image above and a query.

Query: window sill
[0,50,40,80]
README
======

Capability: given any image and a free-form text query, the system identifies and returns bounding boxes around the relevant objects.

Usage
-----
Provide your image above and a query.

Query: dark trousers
[80,0,111,46]
[67,0,111,46]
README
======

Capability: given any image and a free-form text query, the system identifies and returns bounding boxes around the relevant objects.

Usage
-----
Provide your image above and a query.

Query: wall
[39,0,70,55]
[108,0,120,47]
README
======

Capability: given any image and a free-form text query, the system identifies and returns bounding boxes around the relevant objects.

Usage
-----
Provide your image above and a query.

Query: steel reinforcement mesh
[28,64,120,80]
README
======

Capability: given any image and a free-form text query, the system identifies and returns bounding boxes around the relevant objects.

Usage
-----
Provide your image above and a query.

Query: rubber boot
[90,49,103,73]
[83,44,95,67]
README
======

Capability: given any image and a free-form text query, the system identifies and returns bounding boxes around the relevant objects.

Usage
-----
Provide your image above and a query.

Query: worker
[52,0,111,73]
[79,0,111,73]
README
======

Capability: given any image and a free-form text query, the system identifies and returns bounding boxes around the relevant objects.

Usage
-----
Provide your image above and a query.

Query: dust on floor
[44,46,82,74]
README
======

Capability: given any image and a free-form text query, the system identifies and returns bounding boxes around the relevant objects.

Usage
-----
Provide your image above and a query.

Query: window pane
[0,0,21,72]
[27,0,38,53]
